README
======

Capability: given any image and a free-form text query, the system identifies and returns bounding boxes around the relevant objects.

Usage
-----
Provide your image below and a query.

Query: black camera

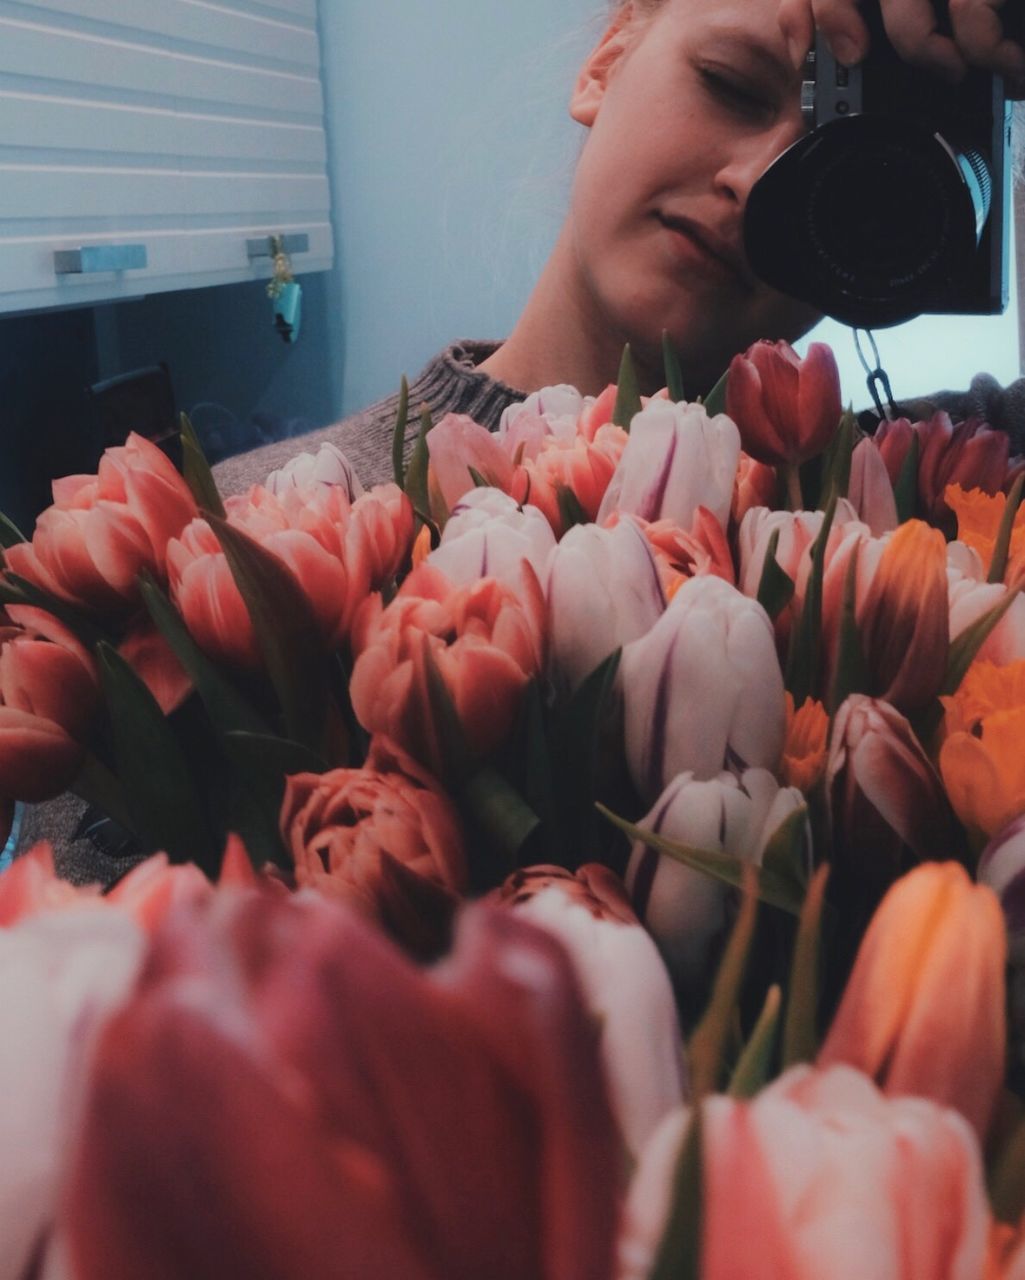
[744,1,1019,328]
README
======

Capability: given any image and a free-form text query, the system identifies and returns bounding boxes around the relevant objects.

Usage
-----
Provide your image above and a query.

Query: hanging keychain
[266,234,302,344]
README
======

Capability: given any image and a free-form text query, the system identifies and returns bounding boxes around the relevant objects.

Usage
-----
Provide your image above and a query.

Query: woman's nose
[712,123,804,209]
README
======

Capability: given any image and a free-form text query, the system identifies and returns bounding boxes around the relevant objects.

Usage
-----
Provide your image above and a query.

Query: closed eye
[698,66,776,122]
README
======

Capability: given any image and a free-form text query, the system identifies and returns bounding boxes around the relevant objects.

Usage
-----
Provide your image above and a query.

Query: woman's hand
[777,0,1025,96]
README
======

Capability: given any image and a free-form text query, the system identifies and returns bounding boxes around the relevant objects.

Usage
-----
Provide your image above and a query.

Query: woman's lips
[656,214,753,290]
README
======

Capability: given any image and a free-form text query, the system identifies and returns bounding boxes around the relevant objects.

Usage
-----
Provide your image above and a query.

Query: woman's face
[568,0,822,389]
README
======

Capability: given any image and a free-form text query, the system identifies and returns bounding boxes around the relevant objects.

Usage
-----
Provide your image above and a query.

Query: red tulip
[62,892,621,1280]
[726,340,842,467]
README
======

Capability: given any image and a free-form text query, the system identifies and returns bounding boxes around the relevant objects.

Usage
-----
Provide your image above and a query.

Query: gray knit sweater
[14,339,1025,884]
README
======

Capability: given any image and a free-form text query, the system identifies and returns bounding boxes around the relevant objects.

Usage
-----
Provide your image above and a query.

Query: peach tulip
[426,412,515,521]
[511,424,628,536]
[731,450,778,525]
[819,863,1006,1139]
[4,433,198,613]
[725,339,842,466]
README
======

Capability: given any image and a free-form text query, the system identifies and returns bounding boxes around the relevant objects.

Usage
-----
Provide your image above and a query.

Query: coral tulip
[725,339,842,467]
[819,862,1006,1139]
[426,412,515,521]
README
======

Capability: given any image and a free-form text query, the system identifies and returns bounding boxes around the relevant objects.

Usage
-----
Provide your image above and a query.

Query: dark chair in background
[88,363,181,466]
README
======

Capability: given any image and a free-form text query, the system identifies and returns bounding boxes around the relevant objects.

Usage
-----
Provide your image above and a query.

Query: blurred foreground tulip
[619,1065,991,1280]
[0,909,144,1280]
[4,433,197,614]
[819,863,1006,1139]
[827,695,959,900]
[265,441,364,498]
[620,576,784,801]
[427,487,556,590]
[547,518,665,692]
[351,563,545,775]
[725,339,841,467]
[492,863,686,1158]
[624,768,806,996]
[281,737,466,960]
[63,893,621,1280]
[597,399,740,533]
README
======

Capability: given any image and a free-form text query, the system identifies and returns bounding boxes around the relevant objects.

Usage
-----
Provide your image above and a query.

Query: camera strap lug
[853,328,898,421]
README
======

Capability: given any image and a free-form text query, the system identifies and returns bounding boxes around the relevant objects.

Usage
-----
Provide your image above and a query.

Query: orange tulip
[818,862,1006,1138]
[946,484,1025,579]
[782,693,828,792]
[941,662,1025,838]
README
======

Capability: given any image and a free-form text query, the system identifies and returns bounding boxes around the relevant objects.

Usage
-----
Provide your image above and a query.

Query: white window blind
[0,0,333,314]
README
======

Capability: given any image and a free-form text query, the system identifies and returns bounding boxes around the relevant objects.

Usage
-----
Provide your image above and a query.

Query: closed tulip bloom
[264,441,364,498]
[596,398,740,533]
[848,437,898,536]
[620,575,784,801]
[427,487,556,589]
[166,517,263,669]
[426,412,515,521]
[732,450,779,525]
[4,432,198,614]
[625,768,806,994]
[492,863,685,1159]
[827,696,959,896]
[511,424,628,535]
[0,605,98,742]
[63,893,621,1280]
[547,519,666,692]
[725,339,842,467]
[350,563,545,774]
[280,736,466,960]
[619,1065,991,1280]
[498,383,591,452]
[819,863,1006,1139]
[345,482,416,593]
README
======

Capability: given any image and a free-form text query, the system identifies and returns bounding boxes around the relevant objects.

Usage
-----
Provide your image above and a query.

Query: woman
[18,0,1025,881]
[212,0,1025,498]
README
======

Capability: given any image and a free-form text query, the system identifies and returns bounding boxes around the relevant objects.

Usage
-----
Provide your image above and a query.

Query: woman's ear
[570,7,638,127]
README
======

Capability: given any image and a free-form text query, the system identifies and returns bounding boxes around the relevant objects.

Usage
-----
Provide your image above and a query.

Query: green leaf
[522,679,556,840]
[462,767,541,863]
[944,583,1024,697]
[784,491,838,707]
[0,511,26,549]
[180,412,225,519]
[612,344,642,431]
[96,642,215,868]
[688,870,759,1098]
[207,514,330,754]
[562,650,622,851]
[782,863,830,1068]
[892,432,920,524]
[468,466,491,489]
[756,528,796,621]
[728,984,782,1098]
[139,575,270,738]
[989,1108,1025,1225]
[556,484,590,532]
[222,729,327,778]
[0,572,110,651]
[70,752,137,836]
[818,406,858,506]
[988,471,1025,584]
[405,405,436,523]
[827,547,869,714]
[392,374,410,489]
[702,367,729,419]
[597,806,804,916]
[649,1106,703,1280]
[662,331,686,403]
[760,805,810,898]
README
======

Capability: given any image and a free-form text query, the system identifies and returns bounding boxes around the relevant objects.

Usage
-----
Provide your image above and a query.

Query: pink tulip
[498,384,591,453]
[0,908,145,1280]
[620,1065,991,1280]
[4,433,198,613]
[491,863,686,1158]
[63,893,621,1280]
[350,563,545,775]
[620,575,784,802]
[427,487,556,589]
[280,736,466,959]
[265,442,364,498]
[547,518,666,692]
[726,340,842,467]
[847,437,898,536]
[625,768,806,994]
[426,413,515,521]
[875,413,1011,530]
[948,569,1025,666]
[597,399,740,533]
[819,863,1006,1139]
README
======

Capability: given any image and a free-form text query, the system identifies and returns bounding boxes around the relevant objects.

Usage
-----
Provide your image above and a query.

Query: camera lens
[744,116,987,327]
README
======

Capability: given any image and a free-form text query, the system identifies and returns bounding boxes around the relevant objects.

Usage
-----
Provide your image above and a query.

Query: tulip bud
[819,863,1006,1139]
[492,863,686,1157]
[427,487,556,590]
[426,413,515,520]
[597,399,740,532]
[264,442,364,498]
[620,576,784,801]
[847,437,898,536]
[725,339,842,467]
[625,768,806,996]
[547,518,666,692]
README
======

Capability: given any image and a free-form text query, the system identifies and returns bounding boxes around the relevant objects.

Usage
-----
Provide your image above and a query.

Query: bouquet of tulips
[3,334,1025,1277]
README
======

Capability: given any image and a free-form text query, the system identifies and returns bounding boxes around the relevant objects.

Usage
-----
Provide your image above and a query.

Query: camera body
[744,1,1017,328]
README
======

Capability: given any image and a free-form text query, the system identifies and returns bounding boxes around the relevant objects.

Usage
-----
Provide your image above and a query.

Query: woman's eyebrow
[701,33,796,90]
